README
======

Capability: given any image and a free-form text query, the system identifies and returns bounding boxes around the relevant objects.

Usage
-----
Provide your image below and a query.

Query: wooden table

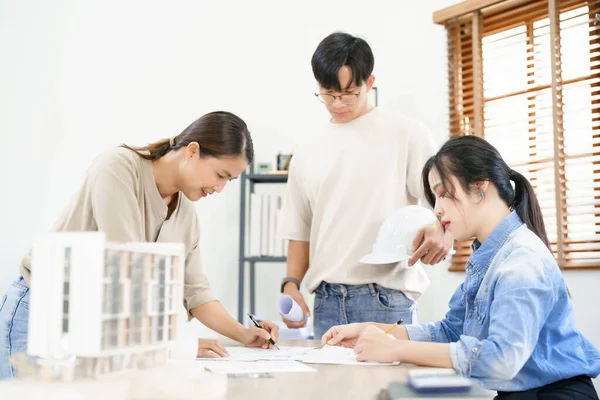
[219,340,495,400]
[0,341,495,399]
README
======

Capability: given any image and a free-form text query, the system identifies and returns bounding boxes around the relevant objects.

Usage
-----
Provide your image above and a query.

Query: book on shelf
[248,193,288,258]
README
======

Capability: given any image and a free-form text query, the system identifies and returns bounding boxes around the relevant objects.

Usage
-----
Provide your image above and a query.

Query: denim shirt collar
[469,211,524,273]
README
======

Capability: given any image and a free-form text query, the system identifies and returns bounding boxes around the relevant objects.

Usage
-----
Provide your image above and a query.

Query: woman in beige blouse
[0,111,278,379]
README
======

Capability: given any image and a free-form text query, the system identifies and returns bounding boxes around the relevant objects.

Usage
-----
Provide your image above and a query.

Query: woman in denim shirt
[322,136,600,399]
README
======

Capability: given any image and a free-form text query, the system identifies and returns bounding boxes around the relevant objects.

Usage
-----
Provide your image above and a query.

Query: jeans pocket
[375,291,411,311]
[8,300,29,355]
[313,292,325,313]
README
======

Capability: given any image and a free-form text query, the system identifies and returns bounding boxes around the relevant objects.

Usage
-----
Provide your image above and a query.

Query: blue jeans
[0,277,30,380]
[313,282,416,339]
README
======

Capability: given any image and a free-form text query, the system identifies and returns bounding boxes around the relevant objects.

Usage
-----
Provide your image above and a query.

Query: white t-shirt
[278,107,437,300]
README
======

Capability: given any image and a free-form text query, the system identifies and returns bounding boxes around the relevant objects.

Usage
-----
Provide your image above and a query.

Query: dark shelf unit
[237,171,288,322]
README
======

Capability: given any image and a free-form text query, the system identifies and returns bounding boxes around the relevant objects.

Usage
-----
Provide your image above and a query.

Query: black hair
[311,32,374,92]
[422,135,550,249]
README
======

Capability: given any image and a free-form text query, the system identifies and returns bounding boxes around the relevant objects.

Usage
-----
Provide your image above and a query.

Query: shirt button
[476,316,481,321]
[472,348,478,353]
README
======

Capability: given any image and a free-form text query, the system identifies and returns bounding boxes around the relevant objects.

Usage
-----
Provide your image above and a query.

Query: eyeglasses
[314,90,361,105]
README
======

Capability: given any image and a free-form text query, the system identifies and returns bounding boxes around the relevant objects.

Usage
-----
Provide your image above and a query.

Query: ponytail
[509,169,550,249]
[121,138,172,161]
[121,111,254,163]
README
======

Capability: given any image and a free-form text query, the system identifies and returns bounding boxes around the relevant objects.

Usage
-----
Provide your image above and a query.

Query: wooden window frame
[436,0,600,271]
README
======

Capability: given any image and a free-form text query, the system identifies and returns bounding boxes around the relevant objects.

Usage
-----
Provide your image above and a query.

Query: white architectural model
[17,232,185,381]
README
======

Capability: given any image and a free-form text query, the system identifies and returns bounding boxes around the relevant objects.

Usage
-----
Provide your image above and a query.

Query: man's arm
[277,149,313,328]
[281,240,311,328]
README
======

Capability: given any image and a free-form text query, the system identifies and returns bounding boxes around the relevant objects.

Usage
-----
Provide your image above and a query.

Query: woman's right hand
[321,323,369,348]
[197,339,229,358]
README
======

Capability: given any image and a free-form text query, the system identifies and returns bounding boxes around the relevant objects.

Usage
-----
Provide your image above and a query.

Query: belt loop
[368,283,376,296]
[321,281,330,298]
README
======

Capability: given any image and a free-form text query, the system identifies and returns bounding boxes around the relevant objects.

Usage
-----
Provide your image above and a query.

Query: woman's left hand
[354,325,401,363]
[241,320,280,349]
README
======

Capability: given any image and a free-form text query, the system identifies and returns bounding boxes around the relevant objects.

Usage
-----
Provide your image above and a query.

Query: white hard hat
[360,205,438,265]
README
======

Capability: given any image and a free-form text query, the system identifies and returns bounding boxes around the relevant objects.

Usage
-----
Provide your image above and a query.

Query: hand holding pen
[246,313,280,350]
[354,320,404,363]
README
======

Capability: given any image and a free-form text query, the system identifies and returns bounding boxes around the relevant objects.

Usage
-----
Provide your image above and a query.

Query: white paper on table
[196,345,400,366]
[197,346,315,362]
[299,345,401,366]
[200,360,316,374]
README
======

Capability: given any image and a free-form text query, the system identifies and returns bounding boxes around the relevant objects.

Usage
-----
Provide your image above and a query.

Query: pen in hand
[384,319,404,334]
[247,313,280,350]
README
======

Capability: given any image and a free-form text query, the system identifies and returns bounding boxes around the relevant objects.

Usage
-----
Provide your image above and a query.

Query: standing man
[278,32,452,338]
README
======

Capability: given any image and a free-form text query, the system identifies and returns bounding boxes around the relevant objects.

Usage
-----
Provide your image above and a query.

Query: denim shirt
[406,211,600,391]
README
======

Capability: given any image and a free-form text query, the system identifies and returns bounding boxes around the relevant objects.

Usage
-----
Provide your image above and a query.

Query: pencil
[384,319,404,334]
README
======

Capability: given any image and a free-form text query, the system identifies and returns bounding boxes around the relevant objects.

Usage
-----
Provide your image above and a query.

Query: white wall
[0,0,456,329]
[1,0,598,387]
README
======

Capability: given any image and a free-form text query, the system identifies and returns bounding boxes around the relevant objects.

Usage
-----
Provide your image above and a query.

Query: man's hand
[408,222,453,266]
[281,283,310,328]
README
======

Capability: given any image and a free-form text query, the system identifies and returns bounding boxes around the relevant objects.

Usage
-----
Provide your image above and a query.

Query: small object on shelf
[277,153,293,171]
[255,162,272,174]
